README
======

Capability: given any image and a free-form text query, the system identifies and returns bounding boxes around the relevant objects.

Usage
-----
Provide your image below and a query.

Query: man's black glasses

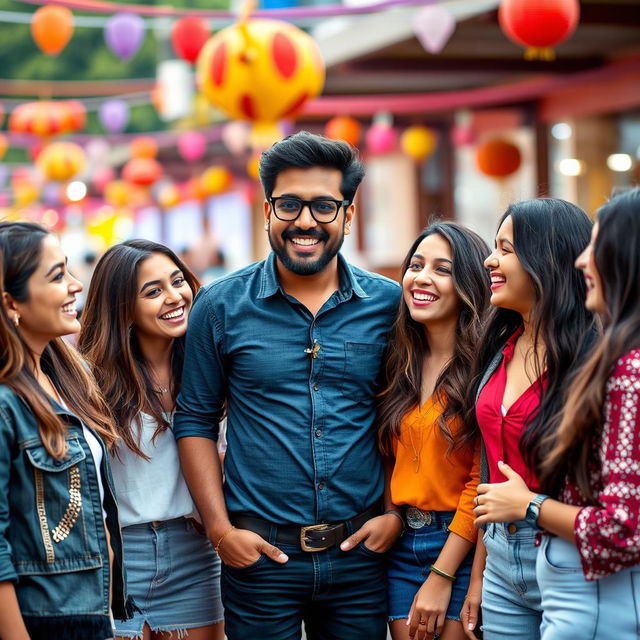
[270,196,349,224]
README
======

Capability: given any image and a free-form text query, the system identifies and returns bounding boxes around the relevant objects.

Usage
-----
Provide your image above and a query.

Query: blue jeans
[481,521,542,640]
[221,522,387,640]
[537,534,640,639]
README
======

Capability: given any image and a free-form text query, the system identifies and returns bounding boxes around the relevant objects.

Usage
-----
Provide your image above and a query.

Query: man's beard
[268,225,345,276]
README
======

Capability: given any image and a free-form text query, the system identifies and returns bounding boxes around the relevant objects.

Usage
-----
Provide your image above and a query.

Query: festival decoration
[104,12,145,61]
[92,166,116,193]
[200,166,233,197]
[177,131,207,163]
[197,14,325,124]
[498,0,580,60]
[413,5,456,55]
[157,183,181,208]
[36,142,86,181]
[104,180,130,207]
[365,122,397,154]
[247,151,261,179]
[31,5,74,56]
[99,99,130,133]
[122,157,162,186]
[324,116,361,147]
[451,111,476,147]
[401,126,437,162]
[130,137,158,159]
[0,134,7,161]
[171,17,211,65]
[14,182,40,208]
[476,139,522,178]
[221,121,250,155]
[9,101,86,137]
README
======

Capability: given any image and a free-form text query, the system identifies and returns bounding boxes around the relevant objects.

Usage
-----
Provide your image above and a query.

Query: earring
[13,315,19,327]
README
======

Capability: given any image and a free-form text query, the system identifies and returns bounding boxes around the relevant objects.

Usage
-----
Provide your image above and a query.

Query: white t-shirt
[82,424,108,520]
[109,412,196,527]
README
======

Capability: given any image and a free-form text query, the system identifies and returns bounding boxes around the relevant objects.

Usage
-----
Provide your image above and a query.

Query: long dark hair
[0,222,117,458]
[378,221,490,456]
[542,188,640,500]
[78,240,200,458]
[463,199,595,486]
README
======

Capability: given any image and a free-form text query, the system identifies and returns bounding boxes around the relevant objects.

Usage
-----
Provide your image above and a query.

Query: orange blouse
[391,397,481,543]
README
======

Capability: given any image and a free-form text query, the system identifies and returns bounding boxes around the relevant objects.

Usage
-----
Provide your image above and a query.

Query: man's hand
[216,527,288,568]
[340,512,403,553]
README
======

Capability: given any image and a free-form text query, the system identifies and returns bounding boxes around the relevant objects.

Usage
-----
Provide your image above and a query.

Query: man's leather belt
[230,504,380,552]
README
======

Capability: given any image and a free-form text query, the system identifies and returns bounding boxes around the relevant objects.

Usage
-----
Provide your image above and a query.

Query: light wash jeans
[481,521,542,640]
[537,534,640,639]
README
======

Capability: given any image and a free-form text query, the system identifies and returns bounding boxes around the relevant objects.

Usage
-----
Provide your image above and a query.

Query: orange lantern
[31,5,74,56]
[247,152,261,180]
[476,139,522,178]
[9,101,86,138]
[130,137,158,159]
[157,183,181,209]
[200,166,233,197]
[325,116,361,147]
[104,180,130,207]
[36,142,86,182]
[122,158,163,187]
[184,177,207,201]
[0,134,7,161]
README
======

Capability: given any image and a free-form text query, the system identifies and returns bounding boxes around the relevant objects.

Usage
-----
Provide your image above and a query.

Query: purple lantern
[99,99,130,134]
[104,13,145,61]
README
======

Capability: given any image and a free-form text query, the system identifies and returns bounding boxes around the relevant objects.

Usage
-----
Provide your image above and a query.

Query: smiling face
[263,166,354,276]
[10,234,82,352]
[402,233,460,329]
[132,252,194,342]
[484,215,536,317]
[575,222,605,313]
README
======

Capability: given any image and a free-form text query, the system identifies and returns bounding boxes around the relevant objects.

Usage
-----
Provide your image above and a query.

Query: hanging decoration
[498,0,580,60]
[200,166,233,197]
[413,5,455,55]
[99,99,130,133]
[130,136,158,159]
[0,134,7,161]
[171,17,211,65]
[366,120,397,154]
[31,5,74,56]
[92,165,116,193]
[400,126,437,162]
[104,180,130,206]
[247,151,261,180]
[476,139,522,178]
[157,182,182,208]
[122,157,162,186]
[221,120,251,155]
[36,142,86,181]
[9,101,86,137]
[451,110,476,147]
[324,116,361,147]
[104,12,145,61]
[177,131,207,163]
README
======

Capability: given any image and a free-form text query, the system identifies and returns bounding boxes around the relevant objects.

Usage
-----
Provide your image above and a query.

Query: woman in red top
[460,199,595,640]
[475,188,640,638]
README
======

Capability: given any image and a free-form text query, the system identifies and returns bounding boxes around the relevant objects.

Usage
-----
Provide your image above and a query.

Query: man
[174,132,403,639]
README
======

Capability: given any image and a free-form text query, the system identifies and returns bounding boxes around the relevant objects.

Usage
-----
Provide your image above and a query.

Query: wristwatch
[525,494,549,528]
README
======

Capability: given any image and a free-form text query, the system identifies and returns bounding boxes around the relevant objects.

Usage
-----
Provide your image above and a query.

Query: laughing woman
[78,240,224,640]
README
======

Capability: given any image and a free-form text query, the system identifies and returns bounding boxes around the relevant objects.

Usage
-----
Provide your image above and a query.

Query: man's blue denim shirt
[174,252,401,525]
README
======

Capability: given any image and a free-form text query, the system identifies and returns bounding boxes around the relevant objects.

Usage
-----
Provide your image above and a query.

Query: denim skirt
[114,517,223,638]
[387,510,473,622]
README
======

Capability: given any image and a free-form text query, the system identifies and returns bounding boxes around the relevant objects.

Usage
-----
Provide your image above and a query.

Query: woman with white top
[78,240,223,640]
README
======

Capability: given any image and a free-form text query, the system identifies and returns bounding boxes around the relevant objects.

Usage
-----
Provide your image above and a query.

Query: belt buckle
[300,524,331,552]
[406,507,432,529]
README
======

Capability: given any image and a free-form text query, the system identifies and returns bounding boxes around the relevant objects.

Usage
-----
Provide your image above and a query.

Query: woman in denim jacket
[0,222,130,640]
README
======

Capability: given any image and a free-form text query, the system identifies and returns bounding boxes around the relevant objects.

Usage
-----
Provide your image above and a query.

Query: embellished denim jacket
[0,384,132,639]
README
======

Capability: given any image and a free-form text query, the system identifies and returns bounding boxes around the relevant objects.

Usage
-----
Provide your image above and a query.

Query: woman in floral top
[474,188,640,639]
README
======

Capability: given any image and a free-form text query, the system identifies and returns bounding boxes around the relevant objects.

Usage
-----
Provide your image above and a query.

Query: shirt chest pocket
[339,342,386,403]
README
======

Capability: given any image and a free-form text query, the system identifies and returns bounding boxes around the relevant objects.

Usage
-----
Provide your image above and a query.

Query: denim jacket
[0,384,131,639]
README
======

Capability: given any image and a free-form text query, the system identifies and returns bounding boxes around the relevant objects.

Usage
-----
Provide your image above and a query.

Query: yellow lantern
[37,142,86,182]
[0,134,8,161]
[14,183,40,208]
[104,180,130,207]
[247,152,261,180]
[200,166,233,197]
[401,126,438,162]
[197,17,324,124]
[158,183,181,209]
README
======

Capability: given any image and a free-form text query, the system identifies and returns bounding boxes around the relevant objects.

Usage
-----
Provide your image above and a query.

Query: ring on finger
[474,496,479,507]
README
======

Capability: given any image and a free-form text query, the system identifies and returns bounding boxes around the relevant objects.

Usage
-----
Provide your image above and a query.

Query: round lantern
[247,152,261,180]
[171,17,210,65]
[104,13,145,61]
[9,101,86,138]
[37,142,86,182]
[476,139,522,179]
[0,134,7,161]
[92,166,116,193]
[31,6,74,56]
[157,183,181,209]
[177,131,207,163]
[122,158,162,186]
[499,0,580,60]
[200,166,233,197]
[104,180,130,207]
[197,18,325,124]
[325,116,361,147]
[401,126,437,162]
[221,120,250,155]
[366,123,397,154]
[130,136,158,159]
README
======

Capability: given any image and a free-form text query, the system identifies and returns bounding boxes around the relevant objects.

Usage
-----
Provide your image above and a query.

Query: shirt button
[507,524,518,534]
[313,384,319,391]
[315,429,322,438]
[318,482,325,490]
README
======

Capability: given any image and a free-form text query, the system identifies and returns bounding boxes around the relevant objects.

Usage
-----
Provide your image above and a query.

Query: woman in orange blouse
[378,221,490,640]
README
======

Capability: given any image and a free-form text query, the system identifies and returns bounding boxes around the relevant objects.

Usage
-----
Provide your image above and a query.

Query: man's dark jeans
[221,522,387,640]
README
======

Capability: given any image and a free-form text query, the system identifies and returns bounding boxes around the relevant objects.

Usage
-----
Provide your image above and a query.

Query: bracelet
[214,525,236,554]
[430,564,456,582]
[384,509,405,534]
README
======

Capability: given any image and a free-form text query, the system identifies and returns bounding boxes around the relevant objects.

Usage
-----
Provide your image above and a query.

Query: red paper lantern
[476,139,521,179]
[130,136,158,159]
[499,0,580,60]
[122,158,163,187]
[9,101,86,138]
[171,17,210,65]
[325,116,361,147]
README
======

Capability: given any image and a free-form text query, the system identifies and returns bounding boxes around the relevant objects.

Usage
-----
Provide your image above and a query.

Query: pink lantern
[177,131,207,163]
[413,5,456,54]
[366,123,397,154]
[221,121,250,156]
[92,166,116,193]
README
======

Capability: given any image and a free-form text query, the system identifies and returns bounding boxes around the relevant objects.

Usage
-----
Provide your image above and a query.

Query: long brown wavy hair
[378,221,491,456]
[0,222,117,458]
[541,188,640,501]
[78,240,200,459]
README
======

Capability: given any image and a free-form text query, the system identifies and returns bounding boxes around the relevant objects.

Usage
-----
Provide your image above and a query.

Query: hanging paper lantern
[0,134,7,161]
[366,123,397,154]
[197,18,325,124]
[247,152,261,180]
[14,182,40,208]
[476,139,522,178]
[9,101,86,137]
[413,5,456,54]
[122,158,163,186]
[200,166,233,197]
[177,131,207,163]
[249,122,285,151]
[221,121,250,155]
[92,166,116,193]
[37,142,86,182]
[104,180,130,207]
[130,137,158,159]
[105,13,145,61]
[451,112,476,147]
[157,183,181,209]
[99,99,130,133]
[183,176,206,201]
[171,17,210,65]
[31,6,74,56]
[401,126,437,162]
[499,0,580,60]
[325,116,361,147]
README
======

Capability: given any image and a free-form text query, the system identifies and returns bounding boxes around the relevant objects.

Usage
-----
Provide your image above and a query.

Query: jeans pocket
[542,536,583,573]
[357,541,387,558]
[223,554,268,573]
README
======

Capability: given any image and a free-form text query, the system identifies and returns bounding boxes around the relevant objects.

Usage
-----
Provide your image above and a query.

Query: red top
[476,329,545,490]
[563,349,640,581]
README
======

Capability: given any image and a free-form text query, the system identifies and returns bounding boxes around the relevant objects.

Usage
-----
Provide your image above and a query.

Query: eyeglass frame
[269,196,351,224]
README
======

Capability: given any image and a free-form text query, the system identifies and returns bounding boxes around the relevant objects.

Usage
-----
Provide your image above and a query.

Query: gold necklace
[407,415,424,473]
